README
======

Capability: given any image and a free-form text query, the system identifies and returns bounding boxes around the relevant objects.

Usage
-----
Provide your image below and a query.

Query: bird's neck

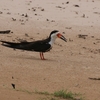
[48,36,57,46]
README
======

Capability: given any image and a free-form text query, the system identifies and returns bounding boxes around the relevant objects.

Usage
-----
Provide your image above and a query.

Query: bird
[0,30,67,60]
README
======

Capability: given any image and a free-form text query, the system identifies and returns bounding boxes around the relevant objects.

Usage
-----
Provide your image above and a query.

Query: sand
[0,0,100,100]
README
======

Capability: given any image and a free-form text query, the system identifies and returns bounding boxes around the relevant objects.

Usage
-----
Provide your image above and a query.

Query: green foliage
[54,90,74,99]
[15,88,83,100]
[35,90,50,95]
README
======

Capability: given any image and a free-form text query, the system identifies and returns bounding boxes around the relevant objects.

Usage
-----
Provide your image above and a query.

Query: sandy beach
[0,0,100,100]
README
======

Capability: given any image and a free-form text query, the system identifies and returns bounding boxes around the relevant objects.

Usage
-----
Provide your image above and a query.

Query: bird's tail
[0,40,33,51]
[0,40,21,49]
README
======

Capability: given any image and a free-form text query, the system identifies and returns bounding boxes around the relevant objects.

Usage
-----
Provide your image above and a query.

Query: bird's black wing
[0,39,51,52]
[29,40,51,52]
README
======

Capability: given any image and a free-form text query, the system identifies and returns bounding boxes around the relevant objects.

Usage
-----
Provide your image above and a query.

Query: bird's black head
[49,30,67,42]
[49,30,59,37]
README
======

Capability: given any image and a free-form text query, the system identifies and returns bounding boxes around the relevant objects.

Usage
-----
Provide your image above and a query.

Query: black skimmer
[0,30,67,60]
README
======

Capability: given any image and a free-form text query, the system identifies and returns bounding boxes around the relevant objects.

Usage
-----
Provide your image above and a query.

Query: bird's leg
[40,52,43,60]
[41,52,45,60]
[40,52,45,60]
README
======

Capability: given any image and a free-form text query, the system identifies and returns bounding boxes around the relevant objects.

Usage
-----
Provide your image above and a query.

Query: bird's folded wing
[0,40,51,52]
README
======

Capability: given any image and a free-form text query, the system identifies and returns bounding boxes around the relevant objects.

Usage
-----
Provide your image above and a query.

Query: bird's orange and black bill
[57,33,67,42]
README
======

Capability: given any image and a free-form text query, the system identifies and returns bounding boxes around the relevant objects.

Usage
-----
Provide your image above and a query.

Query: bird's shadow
[9,54,55,62]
